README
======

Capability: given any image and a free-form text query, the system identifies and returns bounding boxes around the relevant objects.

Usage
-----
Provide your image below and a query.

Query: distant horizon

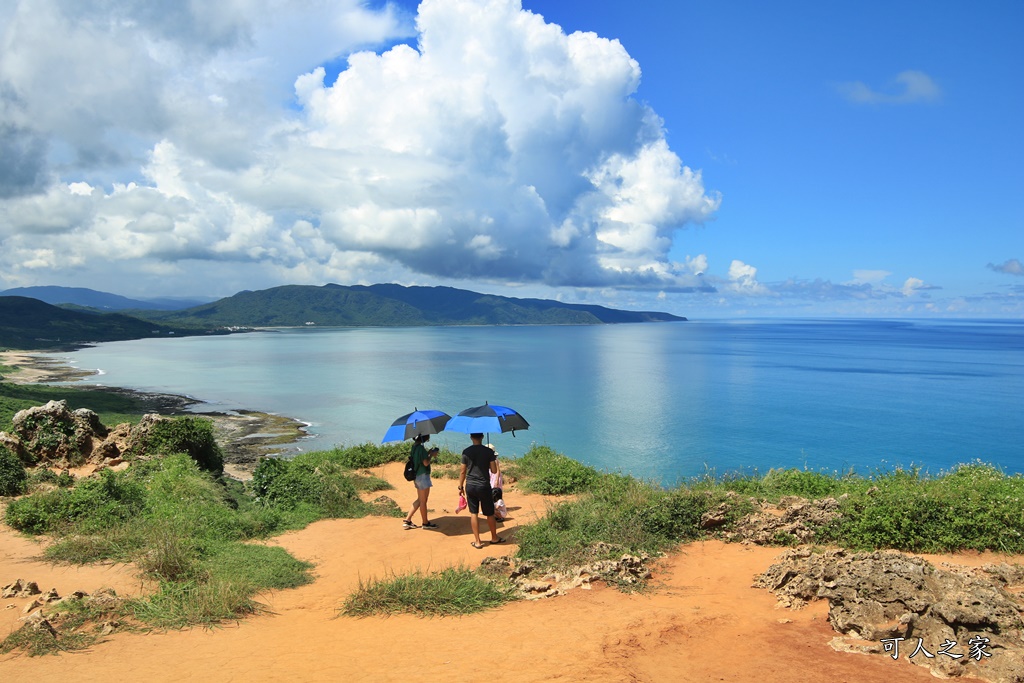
[5,282,1024,322]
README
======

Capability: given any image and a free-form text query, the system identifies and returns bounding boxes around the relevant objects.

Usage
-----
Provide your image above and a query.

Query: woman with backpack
[403,436,439,529]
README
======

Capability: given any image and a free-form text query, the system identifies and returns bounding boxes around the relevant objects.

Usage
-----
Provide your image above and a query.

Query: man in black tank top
[458,433,503,548]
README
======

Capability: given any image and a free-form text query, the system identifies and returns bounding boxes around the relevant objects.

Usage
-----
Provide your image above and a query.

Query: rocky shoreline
[0,350,310,479]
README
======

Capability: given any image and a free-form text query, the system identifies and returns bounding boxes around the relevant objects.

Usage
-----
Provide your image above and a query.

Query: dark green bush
[510,445,598,495]
[330,442,409,468]
[704,466,857,501]
[818,463,1024,553]
[139,416,223,475]
[250,452,370,518]
[5,469,145,534]
[0,445,27,496]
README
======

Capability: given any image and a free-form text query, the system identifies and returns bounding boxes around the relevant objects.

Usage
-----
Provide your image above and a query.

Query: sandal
[470,541,486,549]
[490,537,505,544]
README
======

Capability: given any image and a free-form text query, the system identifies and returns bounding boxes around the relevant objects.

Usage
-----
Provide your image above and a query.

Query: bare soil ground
[5,462,1018,682]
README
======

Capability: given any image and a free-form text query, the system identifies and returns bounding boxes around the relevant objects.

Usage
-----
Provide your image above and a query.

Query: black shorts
[466,484,495,516]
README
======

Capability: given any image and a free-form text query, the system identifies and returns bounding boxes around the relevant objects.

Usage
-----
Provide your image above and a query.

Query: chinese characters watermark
[879,636,993,662]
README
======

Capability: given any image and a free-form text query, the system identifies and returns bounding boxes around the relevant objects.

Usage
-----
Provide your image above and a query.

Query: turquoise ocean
[56,319,1023,484]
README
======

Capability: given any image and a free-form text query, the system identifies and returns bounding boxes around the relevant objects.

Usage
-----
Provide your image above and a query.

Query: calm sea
[55,319,1023,483]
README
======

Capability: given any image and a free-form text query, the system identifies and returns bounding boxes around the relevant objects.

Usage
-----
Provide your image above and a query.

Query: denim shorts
[414,473,432,490]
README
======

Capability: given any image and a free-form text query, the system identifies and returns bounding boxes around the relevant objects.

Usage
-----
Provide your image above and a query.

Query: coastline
[0,350,310,479]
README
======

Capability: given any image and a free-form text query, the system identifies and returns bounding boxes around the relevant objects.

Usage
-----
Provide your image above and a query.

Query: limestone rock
[2,579,41,598]
[726,497,842,545]
[369,495,402,516]
[0,431,28,464]
[755,548,1024,683]
[487,550,655,600]
[7,399,173,469]
[24,611,57,636]
[12,400,91,465]
[22,598,44,614]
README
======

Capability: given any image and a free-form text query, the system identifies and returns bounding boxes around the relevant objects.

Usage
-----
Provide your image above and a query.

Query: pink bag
[455,494,467,513]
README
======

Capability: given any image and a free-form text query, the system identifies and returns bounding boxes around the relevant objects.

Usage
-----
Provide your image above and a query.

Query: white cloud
[837,70,941,105]
[988,258,1023,276]
[726,259,769,295]
[901,277,925,297]
[0,0,719,296]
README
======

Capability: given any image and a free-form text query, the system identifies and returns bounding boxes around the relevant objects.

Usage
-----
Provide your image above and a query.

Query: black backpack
[403,455,417,481]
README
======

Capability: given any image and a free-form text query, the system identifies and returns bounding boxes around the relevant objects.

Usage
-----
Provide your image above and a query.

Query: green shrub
[331,442,409,468]
[700,466,860,501]
[510,445,598,495]
[0,445,27,496]
[138,416,223,474]
[818,463,1024,553]
[5,469,145,534]
[250,451,371,518]
[26,467,76,490]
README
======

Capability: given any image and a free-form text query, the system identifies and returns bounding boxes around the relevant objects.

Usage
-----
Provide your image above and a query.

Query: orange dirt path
[1,463,1004,682]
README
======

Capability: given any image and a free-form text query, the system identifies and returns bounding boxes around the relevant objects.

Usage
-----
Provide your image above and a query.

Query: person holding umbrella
[458,433,503,548]
[382,408,450,531]
[404,436,440,530]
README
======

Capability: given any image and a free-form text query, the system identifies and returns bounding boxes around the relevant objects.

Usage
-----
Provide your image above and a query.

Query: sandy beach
[4,461,1019,682]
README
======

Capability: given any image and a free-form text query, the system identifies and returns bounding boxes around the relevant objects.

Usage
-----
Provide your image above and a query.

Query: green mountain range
[138,283,686,327]
[1,283,685,350]
[0,286,210,310]
[0,296,216,350]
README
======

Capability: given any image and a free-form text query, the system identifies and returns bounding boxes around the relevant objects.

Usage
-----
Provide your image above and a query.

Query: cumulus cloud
[725,259,769,295]
[988,258,1024,276]
[837,70,941,105]
[0,0,720,296]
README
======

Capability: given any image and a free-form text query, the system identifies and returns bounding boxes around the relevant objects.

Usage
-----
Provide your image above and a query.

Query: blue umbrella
[381,408,452,443]
[444,402,529,436]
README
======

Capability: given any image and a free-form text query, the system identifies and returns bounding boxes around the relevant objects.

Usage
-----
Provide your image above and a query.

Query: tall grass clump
[129,579,260,628]
[343,566,515,617]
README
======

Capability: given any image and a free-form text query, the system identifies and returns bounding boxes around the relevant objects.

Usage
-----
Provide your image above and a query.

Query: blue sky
[497,0,1024,315]
[0,0,1020,317]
